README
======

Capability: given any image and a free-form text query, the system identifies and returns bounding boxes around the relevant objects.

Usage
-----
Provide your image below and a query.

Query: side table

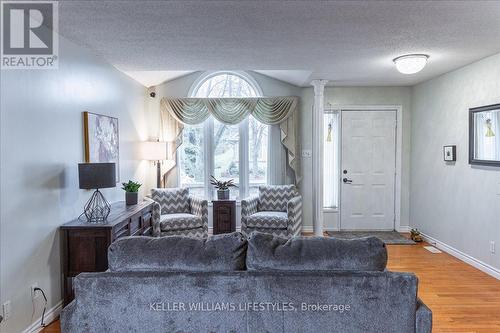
[212,200,236,234]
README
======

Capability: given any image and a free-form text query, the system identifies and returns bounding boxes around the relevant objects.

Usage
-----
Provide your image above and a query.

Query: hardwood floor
[386,241,500,333]
[43,238,500,333]
[41,320,60,333]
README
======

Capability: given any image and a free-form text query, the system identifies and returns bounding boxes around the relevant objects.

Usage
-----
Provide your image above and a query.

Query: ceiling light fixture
[393,54,429,74]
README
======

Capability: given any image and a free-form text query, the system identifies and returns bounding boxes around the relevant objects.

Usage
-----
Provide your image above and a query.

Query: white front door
[340,110,397,230]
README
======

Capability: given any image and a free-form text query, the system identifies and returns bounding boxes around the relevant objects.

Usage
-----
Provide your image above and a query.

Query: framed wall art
[83,111,119,182]
[469,103,500,166]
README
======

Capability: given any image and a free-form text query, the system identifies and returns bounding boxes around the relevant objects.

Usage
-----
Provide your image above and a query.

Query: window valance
[160,96,301,183]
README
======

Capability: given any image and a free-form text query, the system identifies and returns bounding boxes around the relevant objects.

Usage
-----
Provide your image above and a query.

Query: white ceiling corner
[121,70,195,87]
[253,70,313,87]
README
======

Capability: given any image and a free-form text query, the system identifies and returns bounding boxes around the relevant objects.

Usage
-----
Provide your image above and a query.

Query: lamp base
[83,189,111,223]
[157,160,161,188]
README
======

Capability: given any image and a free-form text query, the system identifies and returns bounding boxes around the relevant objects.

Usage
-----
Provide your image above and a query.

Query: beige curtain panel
[158,108,184,187]
[160,96,301,183]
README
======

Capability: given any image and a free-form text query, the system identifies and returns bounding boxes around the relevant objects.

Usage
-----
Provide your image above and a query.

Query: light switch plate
[301,150,312,158]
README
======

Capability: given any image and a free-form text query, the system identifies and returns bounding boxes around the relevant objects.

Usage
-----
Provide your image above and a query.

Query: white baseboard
[301,226,416,233]
[209,226,339,234]
[300,226,339,233]
[421,232,500,280]
[211,225,409,234]
[303,226,410,233]
[397,226,411,232]
[22,300,62,333]
[301,226,313,233]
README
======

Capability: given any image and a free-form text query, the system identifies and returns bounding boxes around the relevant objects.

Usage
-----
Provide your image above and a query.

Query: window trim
[323,109,340,209]
[188,70,264,98]
[178,71,269,201]
[247,116,270,194]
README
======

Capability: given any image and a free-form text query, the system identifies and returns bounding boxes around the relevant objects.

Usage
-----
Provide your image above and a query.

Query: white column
[311,80,328,236]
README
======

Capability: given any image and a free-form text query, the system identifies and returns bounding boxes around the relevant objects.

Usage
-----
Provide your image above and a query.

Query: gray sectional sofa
[61,232,432,333]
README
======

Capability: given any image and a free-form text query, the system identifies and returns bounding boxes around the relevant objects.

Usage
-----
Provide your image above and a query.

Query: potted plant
[210,176,237,200]
[410,228,423,242]
[121,180,142,205]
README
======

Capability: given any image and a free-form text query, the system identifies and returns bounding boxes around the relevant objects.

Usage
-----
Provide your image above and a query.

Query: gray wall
[410,53,500,271]
[0,36,148,332]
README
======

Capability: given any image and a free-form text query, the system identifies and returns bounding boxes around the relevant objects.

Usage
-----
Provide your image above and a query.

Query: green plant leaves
[209,175,237,190]
[121,180,142,192]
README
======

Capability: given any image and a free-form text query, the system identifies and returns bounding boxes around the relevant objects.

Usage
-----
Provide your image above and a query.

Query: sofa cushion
[246,211,288,229]
[160,213,203,231]
[151,188,190,214]
[108,232,247,272]
[258,185,298,212]
[247,231,387,271]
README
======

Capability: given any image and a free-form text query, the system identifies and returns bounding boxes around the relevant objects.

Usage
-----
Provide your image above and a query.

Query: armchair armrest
[151,201,161,237]
[189,196,208,232]
[287,195,303,237]
[416,298,432,333]
[189,196,207,216]
[189,196,208,217]
[241,196,259,236]
[241,196,259,218]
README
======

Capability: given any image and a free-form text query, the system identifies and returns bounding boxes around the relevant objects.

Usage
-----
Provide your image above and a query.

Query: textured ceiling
[59,1,500,87]
[121,70,195,87]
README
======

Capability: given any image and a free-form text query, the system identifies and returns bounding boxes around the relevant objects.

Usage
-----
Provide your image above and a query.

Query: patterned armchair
[241,185,303,238]
[150,188,208,238]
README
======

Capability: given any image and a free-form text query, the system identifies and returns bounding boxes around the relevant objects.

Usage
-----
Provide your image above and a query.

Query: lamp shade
[142,141,168,161]
[78,163,116,189]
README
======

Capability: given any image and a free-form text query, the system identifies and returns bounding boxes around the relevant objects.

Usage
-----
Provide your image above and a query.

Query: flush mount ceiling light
[393,54,429,74]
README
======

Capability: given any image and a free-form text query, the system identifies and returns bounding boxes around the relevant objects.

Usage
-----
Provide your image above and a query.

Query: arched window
[192,72,260,98]
[179,72,269,200]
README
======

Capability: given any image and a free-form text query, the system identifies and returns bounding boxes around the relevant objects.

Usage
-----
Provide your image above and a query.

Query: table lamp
[78,163,116,222]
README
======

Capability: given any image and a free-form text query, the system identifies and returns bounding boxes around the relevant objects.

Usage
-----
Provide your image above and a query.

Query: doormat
[326,231,416,245]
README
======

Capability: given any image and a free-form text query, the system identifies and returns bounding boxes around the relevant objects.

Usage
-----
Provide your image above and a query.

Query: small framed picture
[443,145,456,162]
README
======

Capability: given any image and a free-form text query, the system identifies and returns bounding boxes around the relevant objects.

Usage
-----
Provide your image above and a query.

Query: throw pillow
[246,231,387,271]
[108,232,248,272]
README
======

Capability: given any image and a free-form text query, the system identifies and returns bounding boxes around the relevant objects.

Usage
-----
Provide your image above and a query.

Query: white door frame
[330,105,403,232]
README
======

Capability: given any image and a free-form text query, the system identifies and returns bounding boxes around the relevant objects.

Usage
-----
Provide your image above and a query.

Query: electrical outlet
[301,150,312,158]
[490,241,495,254]
[31,283,39,299]
[2,301,11,320]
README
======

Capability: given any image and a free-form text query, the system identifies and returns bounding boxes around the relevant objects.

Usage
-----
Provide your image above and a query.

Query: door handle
[343,178,353,184]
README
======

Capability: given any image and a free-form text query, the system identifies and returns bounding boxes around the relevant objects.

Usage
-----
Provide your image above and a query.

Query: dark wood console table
[61,200,154,305]
[212,200,236,234]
